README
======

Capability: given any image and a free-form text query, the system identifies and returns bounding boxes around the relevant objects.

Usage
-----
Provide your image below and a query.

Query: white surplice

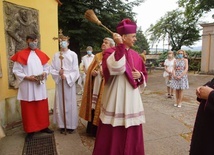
[82,54,94,71]
[50,49,80,129]
[100,52,146,128]
[12,51,49,101]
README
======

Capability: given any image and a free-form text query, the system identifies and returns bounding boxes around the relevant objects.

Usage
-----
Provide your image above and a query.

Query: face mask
[29,42,37,50]
[177,54,183,59]
[87,51,92,55]
[60,41,68,48]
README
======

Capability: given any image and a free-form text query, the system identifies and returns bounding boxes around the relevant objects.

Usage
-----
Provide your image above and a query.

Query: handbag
[163,71,169,77]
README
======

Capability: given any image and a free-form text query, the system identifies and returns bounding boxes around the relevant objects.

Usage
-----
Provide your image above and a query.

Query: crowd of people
[10,18,214,155]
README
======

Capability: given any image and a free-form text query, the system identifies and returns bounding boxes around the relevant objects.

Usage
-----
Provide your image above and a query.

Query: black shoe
[25,132,34,142]
[67,129,74,134]
[60,128,74,134]
[60,128,65,134]
[60,128,69,134]
[40,128,54,134]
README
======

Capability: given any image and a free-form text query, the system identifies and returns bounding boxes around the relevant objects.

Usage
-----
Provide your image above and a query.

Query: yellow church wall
[0,0,59,136]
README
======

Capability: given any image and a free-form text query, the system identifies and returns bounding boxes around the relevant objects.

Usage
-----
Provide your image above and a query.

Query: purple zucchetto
[116,18,137,35]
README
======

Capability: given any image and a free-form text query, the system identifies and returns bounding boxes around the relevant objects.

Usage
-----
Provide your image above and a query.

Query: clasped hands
[92,70,98,77]
[92,70,103,77]
[174,75,182,80]
[196,86,213,100]
[166,70,172,75]
[25,72,46,82]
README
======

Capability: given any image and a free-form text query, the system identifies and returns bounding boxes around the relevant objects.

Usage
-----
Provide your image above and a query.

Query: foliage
[133,28,150,54]
[58,0,144,61]
[185,50,201,58]
[178,0,214,18]
[185,50,201,71]
[147,9,200,51]
[156,52,168,65]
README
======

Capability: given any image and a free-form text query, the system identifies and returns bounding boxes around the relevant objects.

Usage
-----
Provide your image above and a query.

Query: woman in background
[170,50,189,108]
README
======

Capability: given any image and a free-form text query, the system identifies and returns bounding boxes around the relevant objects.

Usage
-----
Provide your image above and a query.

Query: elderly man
[79,37,115,137]
[92,19,147,155]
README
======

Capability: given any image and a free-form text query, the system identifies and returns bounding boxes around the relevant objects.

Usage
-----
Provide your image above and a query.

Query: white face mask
[87,51,92,55]
[60,41,68,48]
[29,42,38,50]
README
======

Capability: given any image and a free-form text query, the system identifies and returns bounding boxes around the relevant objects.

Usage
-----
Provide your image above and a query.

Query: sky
[132,0,214,49]
[133,0,178,33]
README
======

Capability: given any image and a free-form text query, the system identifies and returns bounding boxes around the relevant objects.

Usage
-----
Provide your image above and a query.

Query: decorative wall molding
[3,2,40,88]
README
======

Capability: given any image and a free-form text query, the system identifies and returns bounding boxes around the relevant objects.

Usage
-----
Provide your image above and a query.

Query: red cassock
[21,99,50,133]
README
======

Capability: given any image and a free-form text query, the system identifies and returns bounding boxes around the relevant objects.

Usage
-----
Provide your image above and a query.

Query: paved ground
[142,70,212,155]
[0,70,213,155]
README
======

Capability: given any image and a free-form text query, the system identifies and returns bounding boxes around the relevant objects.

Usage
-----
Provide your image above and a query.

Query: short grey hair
[86,46,93,51]
[104,37,115,47]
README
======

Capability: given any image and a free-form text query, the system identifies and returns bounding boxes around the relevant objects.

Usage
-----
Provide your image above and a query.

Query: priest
[190,78,214,155]
[79,37,115,137]
[92,19,147,155]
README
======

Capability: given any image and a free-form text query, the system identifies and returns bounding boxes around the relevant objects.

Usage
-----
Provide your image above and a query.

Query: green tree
[178,0,214,18]
[156,51,168,66]
[58,0,144,62]
[147,9,200,51]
